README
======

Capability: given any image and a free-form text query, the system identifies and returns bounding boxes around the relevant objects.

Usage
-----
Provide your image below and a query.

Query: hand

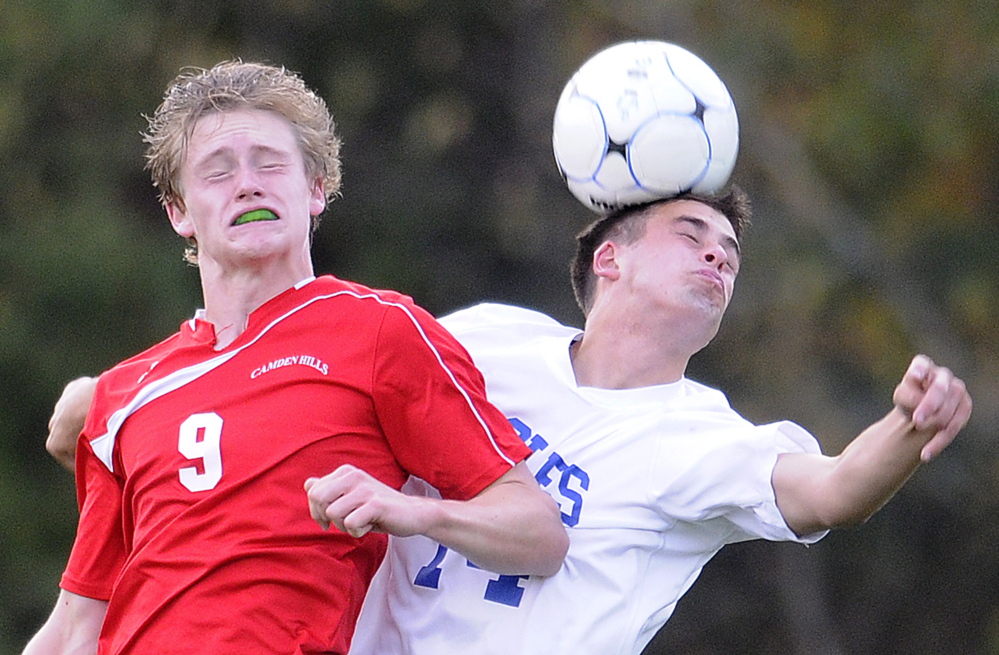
[304,465,431,538]
[46,376,98,472]
[893,354,972,462]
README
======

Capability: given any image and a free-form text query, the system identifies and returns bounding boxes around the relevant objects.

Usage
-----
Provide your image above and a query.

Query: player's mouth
[233,209,279,226]
[695,268,727,296]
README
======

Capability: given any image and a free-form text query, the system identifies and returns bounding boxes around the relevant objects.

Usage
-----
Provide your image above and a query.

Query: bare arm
[22,589,107,655]
[773,355,972,536]
[45,377,98,472]
[305,461,568,576]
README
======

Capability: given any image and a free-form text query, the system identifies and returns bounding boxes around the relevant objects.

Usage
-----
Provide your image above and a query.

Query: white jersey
[350,303,824,655]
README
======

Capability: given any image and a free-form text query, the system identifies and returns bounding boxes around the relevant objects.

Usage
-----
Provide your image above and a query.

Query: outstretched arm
[305,461,568,576]
[45,377,98,472]
[772,354,972,536]
[22,589,107,655]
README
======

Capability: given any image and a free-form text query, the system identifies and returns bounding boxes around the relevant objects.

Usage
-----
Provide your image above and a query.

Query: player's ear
[592,241,622,282]
[309,179,326,217]
[166,201,195,238]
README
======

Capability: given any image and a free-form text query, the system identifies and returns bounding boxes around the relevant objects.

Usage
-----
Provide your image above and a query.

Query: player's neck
[570,324,690,390]
[198,258,315,350]
[573,288,724,389]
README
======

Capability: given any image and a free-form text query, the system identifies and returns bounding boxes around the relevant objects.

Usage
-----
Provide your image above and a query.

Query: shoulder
[87,331,185,438]
[99,331,184,386]
[440,302,580,338]
[677,378,820,454]
[438,303,580,362]
[678,377,734,408]
[305,276,436,330]
[305,279,459,355]
[310,275,415,308]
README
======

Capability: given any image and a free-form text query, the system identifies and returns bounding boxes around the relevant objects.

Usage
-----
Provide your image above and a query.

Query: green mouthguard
[234,209,278,225]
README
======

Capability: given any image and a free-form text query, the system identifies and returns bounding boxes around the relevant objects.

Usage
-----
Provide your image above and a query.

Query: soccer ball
[552,41,739,214]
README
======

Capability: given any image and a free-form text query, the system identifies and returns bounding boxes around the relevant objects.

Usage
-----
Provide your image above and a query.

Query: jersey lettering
[178,412,224,492]
[412,544,530,607]
[466,561,529,607]
[509,417,590,527]
[536,453,590,527]
[509,417,548,452]
[413,543,448,589]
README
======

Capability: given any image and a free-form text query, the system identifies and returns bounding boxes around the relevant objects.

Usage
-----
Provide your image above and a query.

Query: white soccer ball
[553,40,739,214]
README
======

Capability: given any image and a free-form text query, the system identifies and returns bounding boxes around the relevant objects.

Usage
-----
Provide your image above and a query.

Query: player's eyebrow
[676,214,741,260]
[193,143,292,169]
[191,150,232,175]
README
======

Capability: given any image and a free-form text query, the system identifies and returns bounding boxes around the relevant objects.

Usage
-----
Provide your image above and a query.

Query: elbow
[511,501,568,577]
[45,437,76,472]
[536,521,569,577]
[536,491,569,576]
[802,502,879,535]
[481,520,567,577]
[782,491,878,536]
[818,513,868,533]
[512,496,569,577]
[827,503,881,531]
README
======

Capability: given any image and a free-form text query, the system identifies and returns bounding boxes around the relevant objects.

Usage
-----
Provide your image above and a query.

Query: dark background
[2,1,997,653]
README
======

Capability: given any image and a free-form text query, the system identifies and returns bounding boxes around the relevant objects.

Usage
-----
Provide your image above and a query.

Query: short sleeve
[371,301,531,501]
[60,432,128,600]
[726,421,827,544]
[651,418,825,545]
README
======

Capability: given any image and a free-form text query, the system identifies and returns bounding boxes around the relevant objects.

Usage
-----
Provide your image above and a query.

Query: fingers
[920,390,973,463]
[894,355,973,462]
[909,361,967,432]
[304,465,380,537]
[303,477,330,530]
[892,354,932,414]
[305,468,355,532]
[911,363,953,428]
[324,482,378,538]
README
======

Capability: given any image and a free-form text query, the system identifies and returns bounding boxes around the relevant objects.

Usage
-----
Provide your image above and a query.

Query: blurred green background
[2,1,997,653]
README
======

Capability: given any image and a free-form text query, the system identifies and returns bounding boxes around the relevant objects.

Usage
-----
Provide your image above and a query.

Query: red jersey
[62,276,530,655]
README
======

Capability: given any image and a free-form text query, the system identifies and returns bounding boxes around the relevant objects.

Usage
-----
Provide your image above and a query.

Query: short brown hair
[570,186,752,315]
[143,60,342,263]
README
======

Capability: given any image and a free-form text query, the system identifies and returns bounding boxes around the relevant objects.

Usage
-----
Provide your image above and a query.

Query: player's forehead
[648,199,737,240]
[186,108,300,164]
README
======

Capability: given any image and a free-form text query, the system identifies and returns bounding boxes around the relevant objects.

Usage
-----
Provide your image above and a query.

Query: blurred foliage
[1,1,997,653]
